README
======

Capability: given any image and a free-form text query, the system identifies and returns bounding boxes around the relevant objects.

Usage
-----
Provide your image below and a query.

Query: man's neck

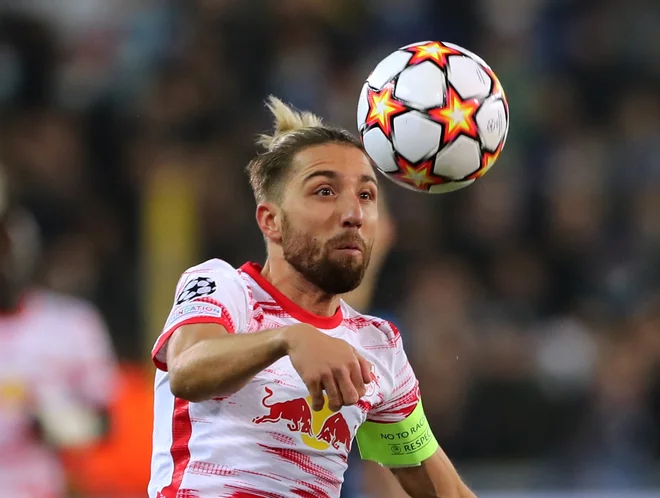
[260,259,341,317]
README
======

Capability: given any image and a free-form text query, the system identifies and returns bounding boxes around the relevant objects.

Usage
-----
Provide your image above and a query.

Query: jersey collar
[240,262,343,329]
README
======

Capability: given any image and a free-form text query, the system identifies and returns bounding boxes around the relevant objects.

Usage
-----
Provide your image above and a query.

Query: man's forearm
[459,482,478,498]
[392,448,477,498]
[168,324,292,402]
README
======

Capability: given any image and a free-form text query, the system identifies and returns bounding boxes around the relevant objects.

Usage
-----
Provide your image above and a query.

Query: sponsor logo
[166,303,223,326]
[253,387,353,452]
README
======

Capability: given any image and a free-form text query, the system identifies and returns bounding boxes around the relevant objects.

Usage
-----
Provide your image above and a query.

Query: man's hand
[282,324,373,412]
[167,322,372,405]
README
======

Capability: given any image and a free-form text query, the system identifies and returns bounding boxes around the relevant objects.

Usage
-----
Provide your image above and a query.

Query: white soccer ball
[357,41,509,193]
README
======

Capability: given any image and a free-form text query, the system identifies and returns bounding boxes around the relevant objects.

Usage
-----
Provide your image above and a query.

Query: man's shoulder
[179,259,249,288]
[21,289,109,351]
[176,259,250,303]
[340,303,401,341]
[182,258,239,277]
[28,288,104,323]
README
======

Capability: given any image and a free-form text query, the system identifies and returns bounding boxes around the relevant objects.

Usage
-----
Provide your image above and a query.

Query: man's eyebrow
[302,170,338,183]
[302,170,378,186]
[360,173,379,186]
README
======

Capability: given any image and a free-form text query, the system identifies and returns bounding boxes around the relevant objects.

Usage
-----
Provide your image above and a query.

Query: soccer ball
[357,41,509,193]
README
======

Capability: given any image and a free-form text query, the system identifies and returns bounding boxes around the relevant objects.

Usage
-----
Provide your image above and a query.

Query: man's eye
[317,188,333,196]
[359,191,374,200]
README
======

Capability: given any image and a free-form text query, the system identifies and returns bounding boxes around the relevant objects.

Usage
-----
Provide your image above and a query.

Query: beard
[281,214,372,295]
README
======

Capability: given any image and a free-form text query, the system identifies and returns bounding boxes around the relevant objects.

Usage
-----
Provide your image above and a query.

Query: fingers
[357,353,373,385]
[321,373,343,412]
[334,366,361,408]
[348,361,367,399]
[306,378,325,412]
[297,340,374,412]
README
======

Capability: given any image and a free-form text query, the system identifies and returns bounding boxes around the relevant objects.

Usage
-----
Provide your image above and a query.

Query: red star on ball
[365,82,407,138]
[405,41,461,68]
[468,145,503,180]
[393,156,446,191]
[428,86,480,145]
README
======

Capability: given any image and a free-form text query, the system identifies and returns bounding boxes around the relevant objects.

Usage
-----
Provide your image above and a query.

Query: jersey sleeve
[367,322,420,424]
[151,259,250,371]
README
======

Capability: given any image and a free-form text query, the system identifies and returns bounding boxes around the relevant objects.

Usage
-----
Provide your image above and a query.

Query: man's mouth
[335,240,365,254]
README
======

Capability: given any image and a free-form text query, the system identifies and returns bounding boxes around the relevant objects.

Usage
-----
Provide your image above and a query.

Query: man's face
[278,143,379,295]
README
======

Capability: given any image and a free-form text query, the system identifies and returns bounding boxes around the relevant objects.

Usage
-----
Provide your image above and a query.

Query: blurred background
[0,0,659,497]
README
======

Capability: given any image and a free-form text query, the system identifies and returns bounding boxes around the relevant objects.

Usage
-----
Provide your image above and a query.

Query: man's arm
[390,448,477,498]
[353,321,475,498]
[167,322,290,402]
[167,321,372,410]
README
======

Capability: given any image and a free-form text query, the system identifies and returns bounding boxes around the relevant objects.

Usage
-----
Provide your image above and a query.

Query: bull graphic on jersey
[176,276,217,305]
[253,387,354,451]
[316,412,352,450]
[253,387,314,436]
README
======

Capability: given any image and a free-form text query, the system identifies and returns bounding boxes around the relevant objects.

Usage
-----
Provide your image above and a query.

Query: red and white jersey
[0,289,117,498]
[150,260,419,498]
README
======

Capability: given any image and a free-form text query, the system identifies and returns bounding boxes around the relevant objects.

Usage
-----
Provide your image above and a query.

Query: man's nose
[338,194,364,228]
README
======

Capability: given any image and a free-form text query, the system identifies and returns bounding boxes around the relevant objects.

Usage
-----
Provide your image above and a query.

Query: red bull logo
[316,412,351,451]
[253,387,353,452]
[252,387,313,436]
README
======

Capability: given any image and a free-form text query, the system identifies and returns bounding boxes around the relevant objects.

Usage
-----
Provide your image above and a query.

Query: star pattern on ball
[469,146,503,180]
[428,86,480,145]
[405,41,461,68]
[365,82,407,138]
[393,156,446,191]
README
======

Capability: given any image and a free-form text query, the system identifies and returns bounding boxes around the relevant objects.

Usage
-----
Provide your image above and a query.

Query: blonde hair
[247,96,362,203]
[256,96,324,151]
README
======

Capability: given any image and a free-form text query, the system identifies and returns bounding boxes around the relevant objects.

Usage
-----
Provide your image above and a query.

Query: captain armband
[355,401,438,467]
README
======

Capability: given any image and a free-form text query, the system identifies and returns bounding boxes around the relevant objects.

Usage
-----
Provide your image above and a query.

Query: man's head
[247,97,379,295]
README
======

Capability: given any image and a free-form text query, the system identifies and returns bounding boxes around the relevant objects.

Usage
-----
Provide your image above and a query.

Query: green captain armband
[355,401,438,467]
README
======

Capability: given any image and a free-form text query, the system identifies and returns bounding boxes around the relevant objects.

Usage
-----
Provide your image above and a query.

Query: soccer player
[0,180,117,497]
[150,97,477,498]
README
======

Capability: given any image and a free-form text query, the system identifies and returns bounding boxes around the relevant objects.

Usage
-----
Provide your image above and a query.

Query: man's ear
[255,202,282,244]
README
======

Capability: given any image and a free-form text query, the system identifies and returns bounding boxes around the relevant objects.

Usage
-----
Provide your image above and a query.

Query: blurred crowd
[0,0,659,496]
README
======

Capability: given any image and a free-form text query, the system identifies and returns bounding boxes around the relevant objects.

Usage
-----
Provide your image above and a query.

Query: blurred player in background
[0,169,118,498]
[150,98,476,498]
